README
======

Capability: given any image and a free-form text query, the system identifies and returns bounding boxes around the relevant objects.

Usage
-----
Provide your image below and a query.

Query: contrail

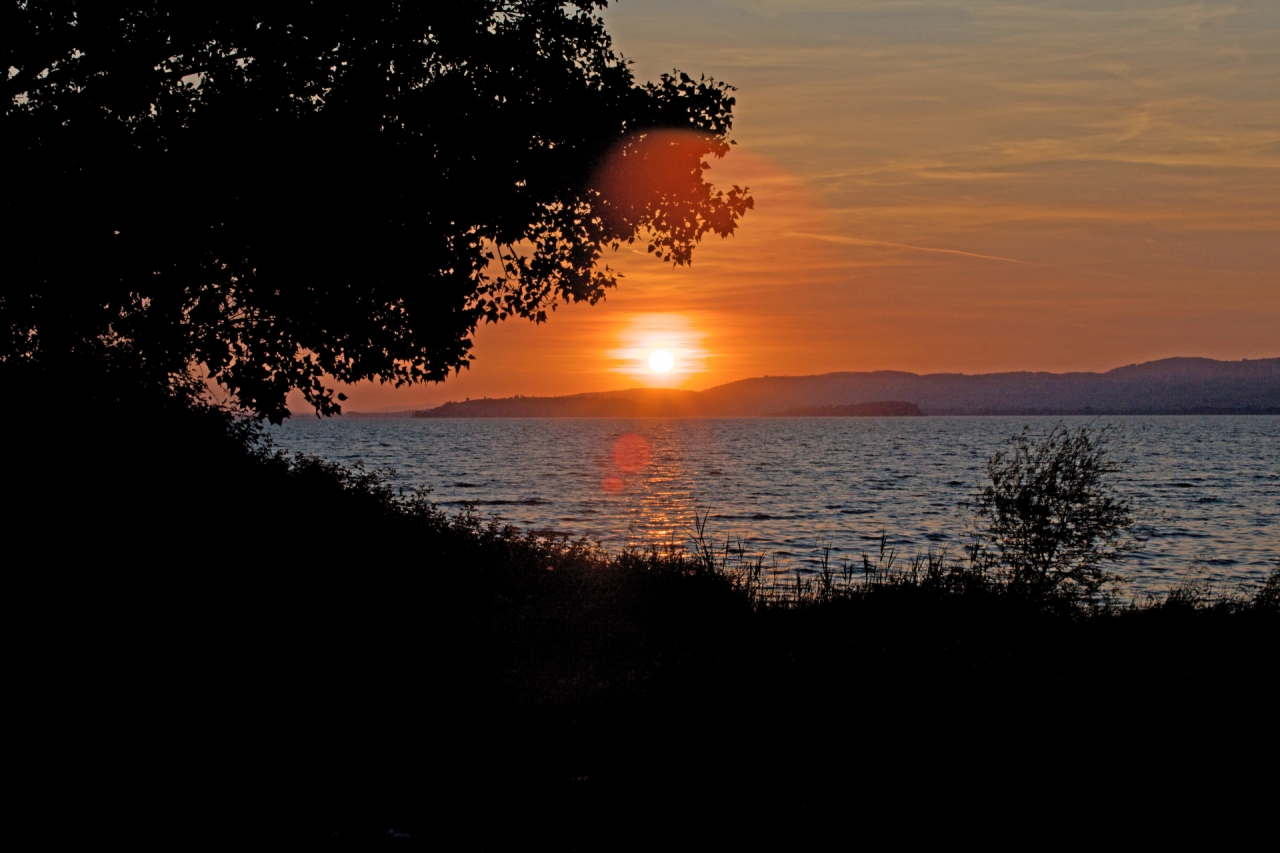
[788,231,1027,264]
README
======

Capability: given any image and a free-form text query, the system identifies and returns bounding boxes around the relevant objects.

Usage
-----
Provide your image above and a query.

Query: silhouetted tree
[2,2,752,420]
[975,423,1141,598]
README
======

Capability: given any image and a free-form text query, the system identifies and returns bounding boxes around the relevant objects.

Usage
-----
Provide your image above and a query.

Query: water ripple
[269,415,1280,594]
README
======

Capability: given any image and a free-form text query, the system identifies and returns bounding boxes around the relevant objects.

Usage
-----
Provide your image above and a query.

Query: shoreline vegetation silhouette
[14,386,1275,840]
[5,3,1276,843]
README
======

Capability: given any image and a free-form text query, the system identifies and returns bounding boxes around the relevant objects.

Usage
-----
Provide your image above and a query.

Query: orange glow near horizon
[609,314,709,386]
[286,1,1279,415]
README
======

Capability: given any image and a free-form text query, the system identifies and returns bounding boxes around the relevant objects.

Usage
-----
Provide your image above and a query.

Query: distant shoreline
[339,408,1280,419]
[331,357,1280,419]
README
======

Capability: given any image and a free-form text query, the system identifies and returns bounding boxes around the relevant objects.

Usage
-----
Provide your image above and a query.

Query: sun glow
[648,350,675,373]
[609,314,710,385]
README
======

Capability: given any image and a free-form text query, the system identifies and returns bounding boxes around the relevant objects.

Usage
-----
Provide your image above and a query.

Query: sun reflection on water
[598,427,700,550]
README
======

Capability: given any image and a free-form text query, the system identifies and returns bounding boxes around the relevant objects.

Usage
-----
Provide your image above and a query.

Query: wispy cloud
[786,232,1029,263]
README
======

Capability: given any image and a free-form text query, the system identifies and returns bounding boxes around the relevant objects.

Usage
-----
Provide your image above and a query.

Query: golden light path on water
[620,431,695,549]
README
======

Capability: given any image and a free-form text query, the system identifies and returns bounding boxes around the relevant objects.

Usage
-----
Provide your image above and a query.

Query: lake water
[269,416,1279,596]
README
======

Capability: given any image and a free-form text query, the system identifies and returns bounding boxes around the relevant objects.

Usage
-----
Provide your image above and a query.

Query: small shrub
[974,422,1142,600]
[1257,568,1280,613]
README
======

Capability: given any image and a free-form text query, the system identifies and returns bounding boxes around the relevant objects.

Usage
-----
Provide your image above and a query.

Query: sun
[648,349,675,373]
[608,314,708,383]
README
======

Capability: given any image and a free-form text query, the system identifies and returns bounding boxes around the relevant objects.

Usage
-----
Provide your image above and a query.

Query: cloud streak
[786,232,1030,263]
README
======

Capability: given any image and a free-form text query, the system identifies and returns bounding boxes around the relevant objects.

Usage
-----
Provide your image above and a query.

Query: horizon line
[340,355,1279,415]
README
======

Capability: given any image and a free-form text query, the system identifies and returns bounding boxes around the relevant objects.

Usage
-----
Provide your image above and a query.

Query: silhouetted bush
[1254,566,1280,613]
[973,422,1144,599]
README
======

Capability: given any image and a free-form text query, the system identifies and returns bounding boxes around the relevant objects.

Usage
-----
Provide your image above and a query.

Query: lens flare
[612,434,651,473]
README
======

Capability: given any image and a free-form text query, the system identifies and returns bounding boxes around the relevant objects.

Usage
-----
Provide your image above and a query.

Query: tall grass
[425,497,1278,617]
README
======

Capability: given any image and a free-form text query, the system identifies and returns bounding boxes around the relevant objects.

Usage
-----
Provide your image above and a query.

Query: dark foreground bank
[11,378,1277,846]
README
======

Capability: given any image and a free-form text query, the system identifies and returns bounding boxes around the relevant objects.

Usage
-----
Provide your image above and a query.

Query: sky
[317,0,1280,413]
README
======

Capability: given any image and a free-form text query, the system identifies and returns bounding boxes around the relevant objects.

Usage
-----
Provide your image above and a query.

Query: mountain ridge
[390,357,1280,418]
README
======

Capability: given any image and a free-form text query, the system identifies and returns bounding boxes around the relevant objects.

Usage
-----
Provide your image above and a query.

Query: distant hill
[340,409,418,419]
[769,401,924,417]
[413,388,703,418]
[407,357,1280,418]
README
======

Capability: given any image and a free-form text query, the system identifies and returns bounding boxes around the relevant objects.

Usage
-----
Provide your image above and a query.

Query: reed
[424,493,1278,617]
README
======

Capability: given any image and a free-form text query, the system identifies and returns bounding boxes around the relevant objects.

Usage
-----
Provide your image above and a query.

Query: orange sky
[306,0,1280,413]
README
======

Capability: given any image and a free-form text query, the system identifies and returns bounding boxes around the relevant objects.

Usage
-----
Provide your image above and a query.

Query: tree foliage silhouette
[975,423,1141,598]
[2,2,753,420]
